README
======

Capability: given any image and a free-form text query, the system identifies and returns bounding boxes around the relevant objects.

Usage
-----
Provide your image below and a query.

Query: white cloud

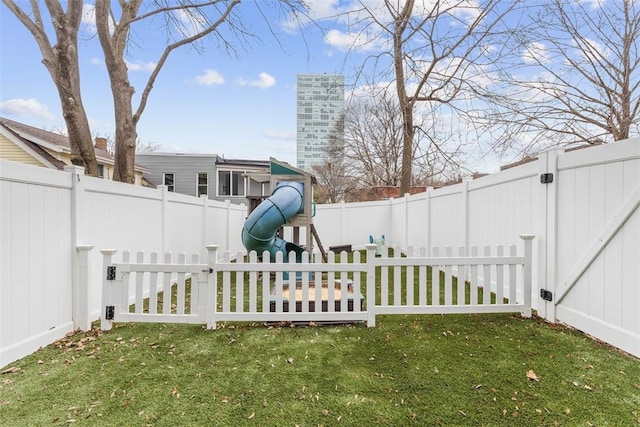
[91,57,155,72]
[303,0,344,18]
[324,29,386,52]
[175,8,207,37]
[81,4,97,31]
[574,36,609,62]
[126,60,157,72]
[238,72,276,89]
[80,3,115,35]
[580,0,606,9]
[280,0,343,32]
[314,1,481,53]
[195,69,225,86]
[324,30,364,50]
[522,42,549,65]
[0,98,55,121]
[438,0,482,24]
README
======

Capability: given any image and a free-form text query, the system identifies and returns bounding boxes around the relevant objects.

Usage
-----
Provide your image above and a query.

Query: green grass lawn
[1,313,638,426]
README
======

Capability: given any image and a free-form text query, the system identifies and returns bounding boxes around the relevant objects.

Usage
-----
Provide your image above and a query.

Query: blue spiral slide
[241,181,306,262]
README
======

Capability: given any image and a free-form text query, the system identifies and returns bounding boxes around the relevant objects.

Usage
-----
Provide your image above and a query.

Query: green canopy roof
[269,158,316,183]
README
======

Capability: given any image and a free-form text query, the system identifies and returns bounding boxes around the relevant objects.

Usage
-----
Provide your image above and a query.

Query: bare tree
[93,0,251,183]
[326,89,463,201]
[3,0,307,183]
[485,0,640,154]
[345,91,404,188]
[312,115,354,203]
[2,0,98,175]
[349,0,518,194]
[96,133,160,155]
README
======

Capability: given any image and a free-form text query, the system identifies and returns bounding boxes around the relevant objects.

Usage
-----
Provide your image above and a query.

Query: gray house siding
[136,153,270,205]
[136,153,218,199]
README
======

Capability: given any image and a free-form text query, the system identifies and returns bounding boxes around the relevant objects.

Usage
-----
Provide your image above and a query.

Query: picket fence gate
[100,235,534,331]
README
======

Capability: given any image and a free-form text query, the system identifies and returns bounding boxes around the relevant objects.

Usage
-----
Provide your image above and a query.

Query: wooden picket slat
[135,251,144,313]
[457,246,466,305]
[419,247,427,306]
[496,246,504,305]
[483,246,492,305]
[149,252,159,315]
[248,251,258,313]
[235,252,244,313]
[162,252,172,315]
[432,246,440,306]
[176,253,186,315]
[101,238,534,331]
[509,244,517,303]
[444,247,453,306]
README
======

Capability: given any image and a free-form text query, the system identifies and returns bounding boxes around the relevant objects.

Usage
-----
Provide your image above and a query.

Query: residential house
[0,117,147,185]
[135,152,271,205]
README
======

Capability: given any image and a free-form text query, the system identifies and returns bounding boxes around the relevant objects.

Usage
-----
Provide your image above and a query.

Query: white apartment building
[296,74,345,171]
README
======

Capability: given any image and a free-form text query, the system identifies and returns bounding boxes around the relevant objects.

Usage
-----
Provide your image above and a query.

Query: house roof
[136,153,271,169]
[0,121,67,169]
[0,117,146,172]
[215,157,270,168]
[137,152,219,158]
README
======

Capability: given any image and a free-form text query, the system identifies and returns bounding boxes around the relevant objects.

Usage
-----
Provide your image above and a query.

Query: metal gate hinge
[105,305,115,320]
[540,289,553,301]
[540,173,554,184]
[106,266,116,280]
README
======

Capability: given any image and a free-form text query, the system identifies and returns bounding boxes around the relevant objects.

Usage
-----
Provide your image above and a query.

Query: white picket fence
[100,236,534,330]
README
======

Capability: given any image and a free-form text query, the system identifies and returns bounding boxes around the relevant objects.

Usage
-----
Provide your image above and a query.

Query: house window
[217,170,245,197]
[97,164,104,179]
[163,173,175,192]
[197,173,208,197]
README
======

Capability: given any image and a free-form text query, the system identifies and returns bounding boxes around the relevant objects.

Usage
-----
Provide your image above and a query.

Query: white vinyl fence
[315,139,640,357]
[0,160,247,367]
[100,236,534,330]
[2,137,638,367]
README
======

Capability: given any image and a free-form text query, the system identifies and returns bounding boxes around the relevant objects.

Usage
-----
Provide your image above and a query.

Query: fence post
[201,195,209,259]
[543,150,559,323]
[462,178,471,255]
[206,245,219,330]
[64,165,87,331]
[404,193,410,249]
[225,200,231,252]
[158,185,168,256]
[340,200,345,245]
[520,235,535,318]
[365,244,377,327]
[100,249,118,331]
[425,187,433,256]
[74,245,94,331]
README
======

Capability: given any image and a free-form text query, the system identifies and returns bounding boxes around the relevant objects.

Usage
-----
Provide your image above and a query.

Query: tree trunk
[53,32,97,175]
[3,0,98,176]
[399,103,414,194]
[111,70,137,184]
[393,0,416,195]
[95,0,140,184]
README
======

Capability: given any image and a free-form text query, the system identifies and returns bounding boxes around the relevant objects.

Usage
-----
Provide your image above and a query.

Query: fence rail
[100,236,534,330]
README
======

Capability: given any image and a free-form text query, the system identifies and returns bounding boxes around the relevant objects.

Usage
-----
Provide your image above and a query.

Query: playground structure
[241,159,358,314]
[242,158,326,262]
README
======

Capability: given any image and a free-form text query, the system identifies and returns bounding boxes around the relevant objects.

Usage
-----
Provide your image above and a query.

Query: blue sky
[0,1,616,173]
[1,1,354,165]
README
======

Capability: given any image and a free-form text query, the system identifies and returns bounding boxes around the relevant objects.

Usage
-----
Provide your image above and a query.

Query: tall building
[296,74,345,171]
